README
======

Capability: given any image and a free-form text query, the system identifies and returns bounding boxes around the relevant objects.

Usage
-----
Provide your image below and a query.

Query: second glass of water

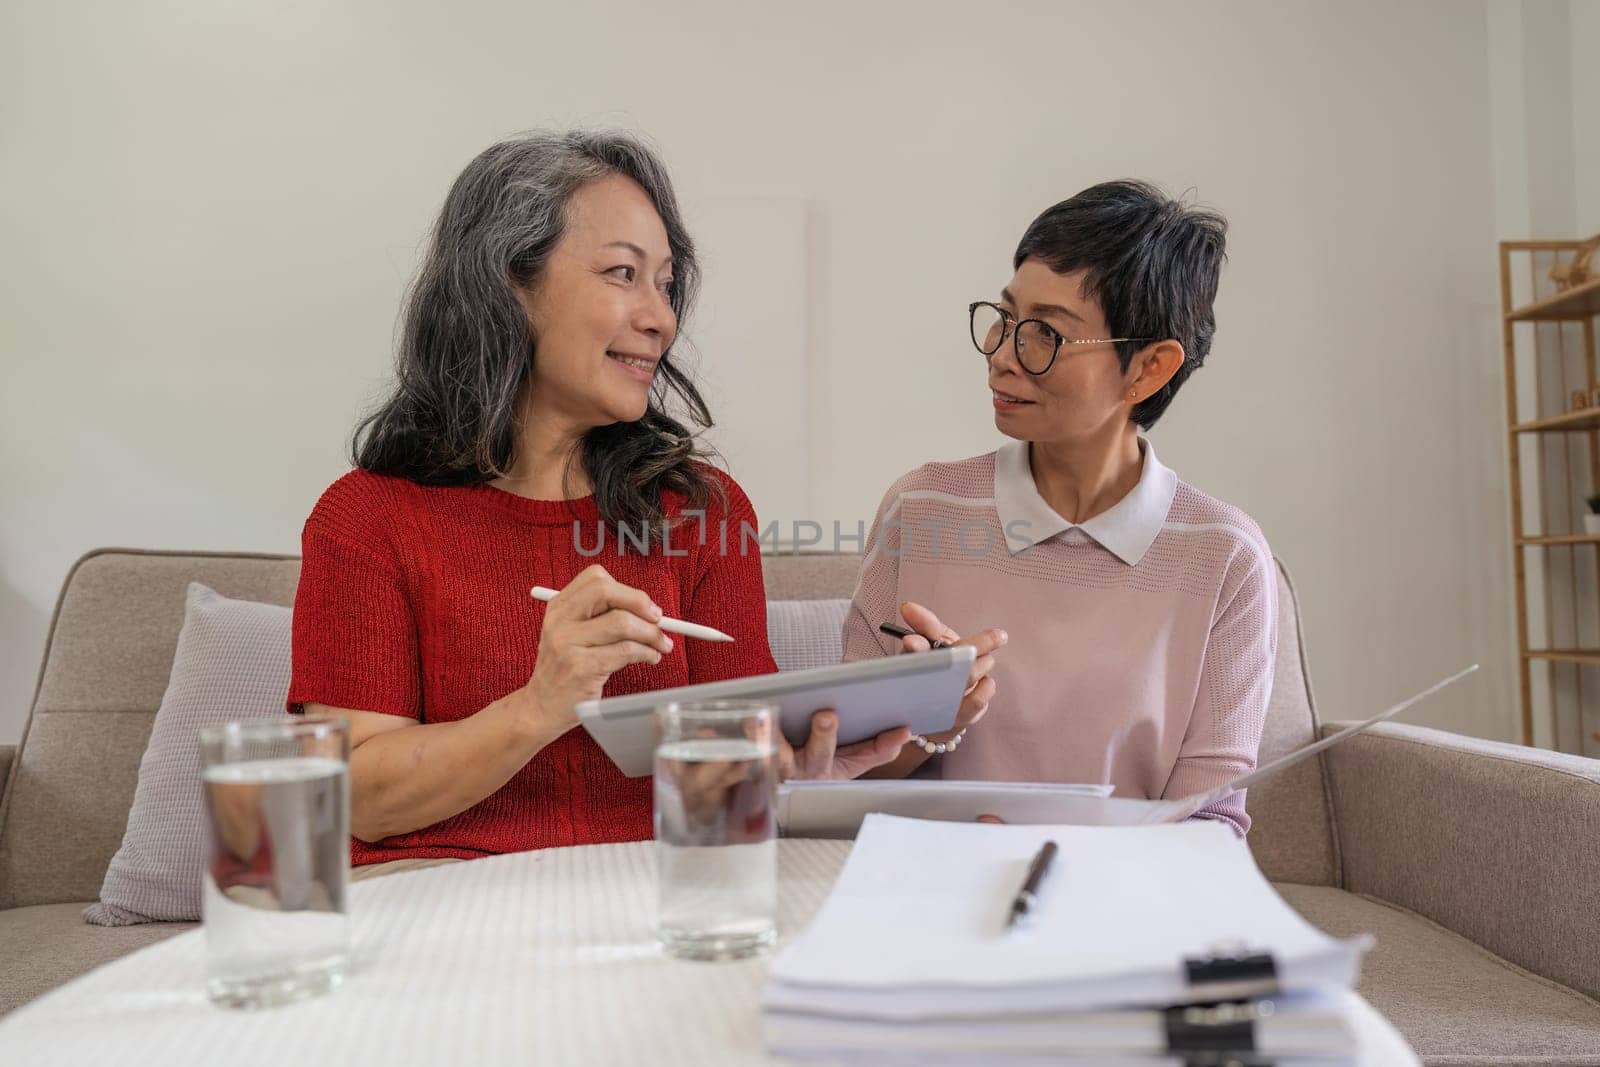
[654,700,778,961]
[199,717,350,1009]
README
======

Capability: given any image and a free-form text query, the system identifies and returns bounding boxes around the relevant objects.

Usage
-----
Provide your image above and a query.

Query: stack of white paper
[763,814,1372,1064]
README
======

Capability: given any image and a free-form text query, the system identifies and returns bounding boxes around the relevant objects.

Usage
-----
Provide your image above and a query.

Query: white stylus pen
[529,586,735,643]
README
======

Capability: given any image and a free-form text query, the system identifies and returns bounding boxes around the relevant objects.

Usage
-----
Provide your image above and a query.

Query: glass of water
[199,717,350,1008]
[654,700,778,961]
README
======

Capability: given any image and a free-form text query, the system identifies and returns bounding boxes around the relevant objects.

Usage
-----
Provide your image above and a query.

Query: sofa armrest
[1324,721,1600,1000]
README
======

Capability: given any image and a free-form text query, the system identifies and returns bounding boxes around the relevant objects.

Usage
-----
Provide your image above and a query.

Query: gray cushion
[0,550,301,910]
[1281,883,1600,1066]
[86,584,292,925]
[761,554,862,601]
[0,903,193,1017]
[767,599,849,673]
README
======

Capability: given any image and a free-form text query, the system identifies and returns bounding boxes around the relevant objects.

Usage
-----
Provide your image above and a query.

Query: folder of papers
[763,815,1371,1063]
[778,664,1480,838]
[777,780,1115,837]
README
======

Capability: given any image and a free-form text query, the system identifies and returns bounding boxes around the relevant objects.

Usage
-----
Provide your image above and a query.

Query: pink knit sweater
[843,439,1277,836]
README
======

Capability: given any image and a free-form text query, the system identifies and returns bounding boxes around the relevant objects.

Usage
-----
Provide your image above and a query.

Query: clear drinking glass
[199,717,351,1008]
[654,700,779,961]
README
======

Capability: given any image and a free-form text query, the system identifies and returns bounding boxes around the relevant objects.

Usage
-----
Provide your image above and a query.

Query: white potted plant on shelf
[1586,495,1600,536]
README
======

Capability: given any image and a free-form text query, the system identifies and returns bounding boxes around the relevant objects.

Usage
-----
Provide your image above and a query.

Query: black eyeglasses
[969,301,1154,375]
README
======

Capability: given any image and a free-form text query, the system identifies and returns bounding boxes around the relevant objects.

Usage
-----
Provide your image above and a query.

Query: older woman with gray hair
[288,130,906,876]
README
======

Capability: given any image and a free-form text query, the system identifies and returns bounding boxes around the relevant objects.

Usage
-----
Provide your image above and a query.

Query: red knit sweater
[287,466,778,866]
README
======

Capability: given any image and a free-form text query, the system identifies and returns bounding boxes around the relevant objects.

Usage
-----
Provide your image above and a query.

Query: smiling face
[987,258,1159,447]
[519,172,678,431]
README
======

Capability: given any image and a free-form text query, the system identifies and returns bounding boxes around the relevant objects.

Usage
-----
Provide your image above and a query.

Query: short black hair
[1013,180,1226,430]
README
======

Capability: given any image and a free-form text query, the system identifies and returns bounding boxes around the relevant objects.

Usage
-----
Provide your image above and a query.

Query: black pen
[1006,840,1059,929]
[878,623,950,650]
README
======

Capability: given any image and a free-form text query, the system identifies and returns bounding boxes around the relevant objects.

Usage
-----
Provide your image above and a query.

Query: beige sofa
[2,548,1599,1064]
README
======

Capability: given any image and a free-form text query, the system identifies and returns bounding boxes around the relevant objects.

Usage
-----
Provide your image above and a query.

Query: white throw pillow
[766,599,850,673]
[85,583,292,925]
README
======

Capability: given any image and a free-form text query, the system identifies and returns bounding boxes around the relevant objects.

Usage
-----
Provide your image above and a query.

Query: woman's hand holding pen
[524,565,674,732]
[894,601,1007,739]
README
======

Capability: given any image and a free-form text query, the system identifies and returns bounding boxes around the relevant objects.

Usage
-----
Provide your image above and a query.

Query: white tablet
[575,646,976,778]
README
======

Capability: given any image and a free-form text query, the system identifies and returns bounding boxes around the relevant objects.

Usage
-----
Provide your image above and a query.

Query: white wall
[1,0,1522,746]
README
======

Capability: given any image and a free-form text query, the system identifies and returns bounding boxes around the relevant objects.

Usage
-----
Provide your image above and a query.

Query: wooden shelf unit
[1505,276,1600,323]
[1526,650,1600,666]
[1518,534,1600,546]
[1513,407,1600,434]
[1500,238,1600,748]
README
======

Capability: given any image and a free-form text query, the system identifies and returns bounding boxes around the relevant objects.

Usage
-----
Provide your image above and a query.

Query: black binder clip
[1183,946,1279,999]
[1164,1000,1277,1067]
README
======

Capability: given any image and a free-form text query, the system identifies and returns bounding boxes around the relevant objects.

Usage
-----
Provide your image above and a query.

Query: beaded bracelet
[910,728,967,756]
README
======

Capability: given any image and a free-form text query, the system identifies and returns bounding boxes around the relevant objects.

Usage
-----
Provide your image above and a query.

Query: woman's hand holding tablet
[575,648,977,778]
[776,710,911,781]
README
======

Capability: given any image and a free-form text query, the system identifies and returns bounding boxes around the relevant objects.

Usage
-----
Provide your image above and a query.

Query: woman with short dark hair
[850,181,1276,837]
[290,130,907,873]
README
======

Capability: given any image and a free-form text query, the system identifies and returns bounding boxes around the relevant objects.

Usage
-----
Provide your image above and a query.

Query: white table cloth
[0,840,1419,1066]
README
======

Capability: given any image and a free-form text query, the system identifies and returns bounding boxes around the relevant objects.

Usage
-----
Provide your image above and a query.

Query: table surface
[0,840,1419,1066]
